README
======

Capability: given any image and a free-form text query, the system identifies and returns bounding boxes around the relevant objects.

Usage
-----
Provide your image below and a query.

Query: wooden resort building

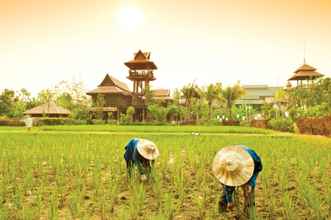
[24,102,71,118]
[288,62,324,87]
[235,85,282,108]
[87,50,172,121]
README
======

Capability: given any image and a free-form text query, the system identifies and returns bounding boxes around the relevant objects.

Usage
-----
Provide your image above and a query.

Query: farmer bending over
[124,138,160,181]
[212,145,262,217]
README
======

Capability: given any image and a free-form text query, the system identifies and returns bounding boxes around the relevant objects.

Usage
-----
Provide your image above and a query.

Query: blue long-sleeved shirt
[124,138,140,164]
[242,145,263,188]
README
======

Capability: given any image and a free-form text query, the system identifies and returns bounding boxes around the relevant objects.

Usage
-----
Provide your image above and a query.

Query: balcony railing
[129,70,154,78]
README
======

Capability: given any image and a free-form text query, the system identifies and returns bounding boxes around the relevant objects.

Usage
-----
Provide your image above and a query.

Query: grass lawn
[0,125,330,219]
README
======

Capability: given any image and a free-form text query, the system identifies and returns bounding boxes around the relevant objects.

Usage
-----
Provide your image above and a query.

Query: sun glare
[116,6,144,31]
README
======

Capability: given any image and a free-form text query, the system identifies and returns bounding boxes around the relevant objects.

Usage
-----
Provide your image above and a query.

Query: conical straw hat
[212,145,254,186]
[137,139,160,160]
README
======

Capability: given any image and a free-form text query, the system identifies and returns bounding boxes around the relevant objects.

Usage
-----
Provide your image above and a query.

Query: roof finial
[303,41,306,64]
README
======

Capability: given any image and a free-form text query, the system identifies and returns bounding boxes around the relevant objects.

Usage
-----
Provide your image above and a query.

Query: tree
[126,106,135,123]
[222,83,245,119]
[0,89,16,116]
[37,89,55,104]
[147,104,168,123]
[181,83,201,120]
[204,83,222,120]
[167,104,184,122]
[56,92,73,110]
[274,89,287,118]
[286,77,331,118]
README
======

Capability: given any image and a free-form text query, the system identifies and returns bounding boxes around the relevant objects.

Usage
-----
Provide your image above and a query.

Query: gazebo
[24,102,71,118]
[288,62,324,87]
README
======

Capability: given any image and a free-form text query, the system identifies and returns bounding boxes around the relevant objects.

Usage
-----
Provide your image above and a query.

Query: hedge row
[0,118,86,126]
[296,115,331,136]
[0,119,25,126]
[222,120,240,126]
[250,119,268,129]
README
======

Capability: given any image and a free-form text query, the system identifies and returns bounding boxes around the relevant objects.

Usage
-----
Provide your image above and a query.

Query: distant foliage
[268,118,294,132]
[222,83,245,119]
[0,89,38,118]
[126,106,135,123]
[287,77,331,118]
[147,104,168,123]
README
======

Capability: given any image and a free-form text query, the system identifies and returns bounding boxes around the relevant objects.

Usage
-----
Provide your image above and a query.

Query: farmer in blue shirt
[212,145,262,217]
[124,138,160,181]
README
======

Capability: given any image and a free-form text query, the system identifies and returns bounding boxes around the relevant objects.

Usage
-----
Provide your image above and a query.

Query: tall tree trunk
[208,102,212,121]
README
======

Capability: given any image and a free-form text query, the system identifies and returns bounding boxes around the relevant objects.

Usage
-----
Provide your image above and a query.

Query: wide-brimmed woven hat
[212,145,254,186]
[137,139,160,160]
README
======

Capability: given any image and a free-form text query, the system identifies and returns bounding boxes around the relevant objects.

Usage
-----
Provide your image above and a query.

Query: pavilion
[288,62,324,87]
[24,102,71,118]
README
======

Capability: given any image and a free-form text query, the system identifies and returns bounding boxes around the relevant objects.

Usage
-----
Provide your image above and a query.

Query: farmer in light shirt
[124,138,160,181]
[212,145,262,217]
[23,115,33,131]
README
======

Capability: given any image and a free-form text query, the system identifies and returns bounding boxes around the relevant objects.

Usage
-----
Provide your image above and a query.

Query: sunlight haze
[1,0,331,95]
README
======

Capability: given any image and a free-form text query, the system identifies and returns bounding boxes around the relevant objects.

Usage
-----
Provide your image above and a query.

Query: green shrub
[268,118,294,132]
[0,118,25,126]
[119,113,129,125]
[35,118,85,126]
[147,104,168,123]
[126,106,135,123]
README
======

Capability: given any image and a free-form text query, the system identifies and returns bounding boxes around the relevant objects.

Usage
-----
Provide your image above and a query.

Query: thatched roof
[152,89,173,101]
[87,74,131,96]
[99,74,129,91]
[24,102,71,115]
[289,63,324,81]
[153,89,170,97]
[125,50,157,70]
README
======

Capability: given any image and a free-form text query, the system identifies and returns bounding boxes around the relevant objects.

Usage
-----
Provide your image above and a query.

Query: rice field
[0,125,330,219]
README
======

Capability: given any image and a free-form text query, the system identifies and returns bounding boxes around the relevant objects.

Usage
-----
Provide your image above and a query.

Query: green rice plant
[48,191,59,220]
[151,169,162,208]
[68,188,82,219]
[173,166,185,206]
[282,192,295,220]
[299,180,324,219]
[128,182,145,218]
[160,192,176,219]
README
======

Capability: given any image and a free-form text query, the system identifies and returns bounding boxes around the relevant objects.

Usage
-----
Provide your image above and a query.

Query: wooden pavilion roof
[152,89,173,101]
[124,50,157,70]
[289,63,324,81]
[24,102,71,115]
[87,74,131,96]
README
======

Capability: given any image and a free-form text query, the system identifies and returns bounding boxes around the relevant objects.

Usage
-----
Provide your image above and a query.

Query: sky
[1,0,331,95]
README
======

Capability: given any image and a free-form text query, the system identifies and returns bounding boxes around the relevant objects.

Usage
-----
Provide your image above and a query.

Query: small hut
[24,102,71,118]
[288,62,324,87]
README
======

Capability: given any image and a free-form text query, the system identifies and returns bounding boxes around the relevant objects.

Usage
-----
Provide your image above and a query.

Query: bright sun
[116,6,144,31]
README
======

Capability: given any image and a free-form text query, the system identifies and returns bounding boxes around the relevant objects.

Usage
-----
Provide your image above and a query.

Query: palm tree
[222,84,245,119]
[274,89,287,118]
[181,83,201,120]
[205,83,222,120]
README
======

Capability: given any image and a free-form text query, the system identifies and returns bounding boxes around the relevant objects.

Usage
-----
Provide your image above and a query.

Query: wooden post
[117,108,120,125]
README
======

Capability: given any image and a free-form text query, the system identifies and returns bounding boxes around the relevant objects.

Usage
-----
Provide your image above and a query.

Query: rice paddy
[0,125,330,219]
